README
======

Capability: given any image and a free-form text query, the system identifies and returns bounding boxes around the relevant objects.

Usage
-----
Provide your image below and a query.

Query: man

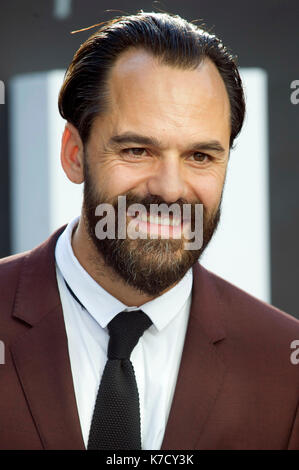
[0,11,299,450]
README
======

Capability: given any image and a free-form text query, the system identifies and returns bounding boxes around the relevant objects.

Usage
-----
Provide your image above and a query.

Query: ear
[60,122,84,184]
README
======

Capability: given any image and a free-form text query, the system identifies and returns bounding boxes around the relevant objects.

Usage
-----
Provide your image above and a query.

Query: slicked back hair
[58,11,245,148]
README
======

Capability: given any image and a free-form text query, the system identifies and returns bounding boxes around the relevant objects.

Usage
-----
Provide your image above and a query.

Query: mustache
[109,192,205,221]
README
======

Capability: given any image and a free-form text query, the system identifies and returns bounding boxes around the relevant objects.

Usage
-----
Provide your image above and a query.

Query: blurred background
[0,0,298,318]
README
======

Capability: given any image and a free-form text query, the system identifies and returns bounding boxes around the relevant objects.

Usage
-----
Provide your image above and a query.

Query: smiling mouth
[126,211,190,238]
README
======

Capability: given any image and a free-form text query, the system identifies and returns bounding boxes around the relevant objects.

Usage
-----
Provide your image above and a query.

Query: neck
[72,216,161,307]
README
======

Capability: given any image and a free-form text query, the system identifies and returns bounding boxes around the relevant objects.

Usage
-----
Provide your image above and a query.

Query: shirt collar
[55,216,193,331]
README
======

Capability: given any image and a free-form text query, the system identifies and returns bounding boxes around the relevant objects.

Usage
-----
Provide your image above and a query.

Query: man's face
[82,48,231,296]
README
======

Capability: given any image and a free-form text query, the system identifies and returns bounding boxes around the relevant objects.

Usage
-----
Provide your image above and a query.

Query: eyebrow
[108,132,226,154]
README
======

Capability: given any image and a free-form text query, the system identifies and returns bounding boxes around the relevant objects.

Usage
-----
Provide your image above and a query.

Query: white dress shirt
[55,216,193,450]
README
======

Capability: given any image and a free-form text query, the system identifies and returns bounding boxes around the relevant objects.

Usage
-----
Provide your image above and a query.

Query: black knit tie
[87,309,152,450]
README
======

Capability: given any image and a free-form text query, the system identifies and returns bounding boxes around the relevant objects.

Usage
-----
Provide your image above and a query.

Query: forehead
[98,48,231,148]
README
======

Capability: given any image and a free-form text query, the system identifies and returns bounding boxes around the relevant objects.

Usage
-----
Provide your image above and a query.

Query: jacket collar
[12,225,67,326]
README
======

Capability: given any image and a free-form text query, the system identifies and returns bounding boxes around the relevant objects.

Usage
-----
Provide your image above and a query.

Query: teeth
[149,215,181,226]
[128,212,182,226]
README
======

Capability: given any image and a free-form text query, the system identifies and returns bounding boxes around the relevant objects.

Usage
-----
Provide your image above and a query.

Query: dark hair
[58,11,245,148]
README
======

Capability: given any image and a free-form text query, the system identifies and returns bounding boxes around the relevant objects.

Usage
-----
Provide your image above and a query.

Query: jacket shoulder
[0,251,30,315]
[0,251,29,290]
[199,263,299,334]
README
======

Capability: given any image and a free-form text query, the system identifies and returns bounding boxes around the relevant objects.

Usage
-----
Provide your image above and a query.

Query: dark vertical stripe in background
[0,0,298,318]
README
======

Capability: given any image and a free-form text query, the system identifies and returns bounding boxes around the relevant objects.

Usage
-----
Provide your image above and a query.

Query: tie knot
[107,310,152,360]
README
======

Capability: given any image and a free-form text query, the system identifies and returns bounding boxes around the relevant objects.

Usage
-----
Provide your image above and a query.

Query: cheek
[191,174,225,208]
[95,164,144,199]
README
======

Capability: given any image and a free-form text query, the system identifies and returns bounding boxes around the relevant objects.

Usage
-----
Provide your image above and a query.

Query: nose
[146,155,187,203]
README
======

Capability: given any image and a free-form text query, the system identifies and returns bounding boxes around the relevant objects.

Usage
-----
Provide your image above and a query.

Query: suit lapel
[10,227,85,450]
[161,263,228,450]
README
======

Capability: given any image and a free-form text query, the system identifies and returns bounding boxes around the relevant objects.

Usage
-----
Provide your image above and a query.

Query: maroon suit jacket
[0,225,299,450]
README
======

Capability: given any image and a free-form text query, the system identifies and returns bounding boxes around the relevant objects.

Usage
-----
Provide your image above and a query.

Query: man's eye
[122,148,147,157]
[189,152,210,163]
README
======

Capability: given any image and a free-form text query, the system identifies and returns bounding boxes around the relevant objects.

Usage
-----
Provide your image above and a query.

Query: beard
[82,158,222,297]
